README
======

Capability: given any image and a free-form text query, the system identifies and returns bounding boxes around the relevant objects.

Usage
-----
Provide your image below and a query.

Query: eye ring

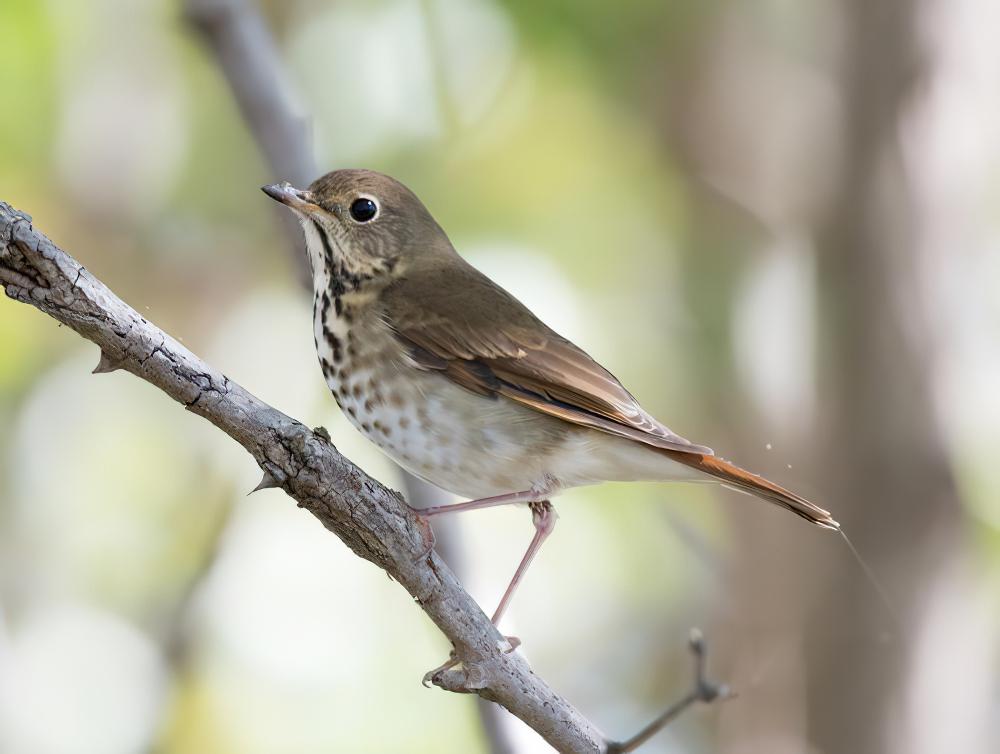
[349,196,379,223]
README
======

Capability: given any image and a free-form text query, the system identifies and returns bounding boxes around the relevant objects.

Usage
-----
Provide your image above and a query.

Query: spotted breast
[311,276,585,500]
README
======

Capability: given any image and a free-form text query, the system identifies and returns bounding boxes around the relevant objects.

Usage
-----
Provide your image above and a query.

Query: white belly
[332,360,567,498]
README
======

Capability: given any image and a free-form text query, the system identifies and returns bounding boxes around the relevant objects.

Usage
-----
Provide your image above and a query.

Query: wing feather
[383,262,712,456]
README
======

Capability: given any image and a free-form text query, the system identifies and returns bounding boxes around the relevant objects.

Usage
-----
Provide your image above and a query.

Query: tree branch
[0,201,609,753]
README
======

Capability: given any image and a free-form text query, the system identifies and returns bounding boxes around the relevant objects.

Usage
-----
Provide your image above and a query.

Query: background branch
[184,0,313,284]
[182,0,448,521]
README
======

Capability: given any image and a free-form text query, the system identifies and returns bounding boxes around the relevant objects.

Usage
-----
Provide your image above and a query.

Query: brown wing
[381,260,712,456]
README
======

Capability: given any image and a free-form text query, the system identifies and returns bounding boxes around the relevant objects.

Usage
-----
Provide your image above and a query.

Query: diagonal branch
[0,201,607,753]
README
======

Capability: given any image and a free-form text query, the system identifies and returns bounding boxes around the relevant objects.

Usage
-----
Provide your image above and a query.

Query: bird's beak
[261,182,319,212]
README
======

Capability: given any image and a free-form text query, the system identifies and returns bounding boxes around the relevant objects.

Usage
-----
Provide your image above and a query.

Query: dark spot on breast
[347,406,357,418]
[361,422,371,432]
[312,219,335,269]
[324,328,343,362]
[399,416,410,429]
[352,384,363,399]
[364,398,375,412]
[390,393,405,409]
[334,296,343,317]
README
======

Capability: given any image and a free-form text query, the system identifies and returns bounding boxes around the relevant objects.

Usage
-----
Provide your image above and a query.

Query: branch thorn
[92,350,123,374]
[249,470,282,494]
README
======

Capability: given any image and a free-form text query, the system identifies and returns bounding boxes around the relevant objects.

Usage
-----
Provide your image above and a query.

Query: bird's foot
[422,635,520,691]
[422,651,459,687]
[407,505,437,562]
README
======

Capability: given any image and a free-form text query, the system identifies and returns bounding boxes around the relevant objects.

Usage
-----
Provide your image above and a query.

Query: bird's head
[263,169,450,289]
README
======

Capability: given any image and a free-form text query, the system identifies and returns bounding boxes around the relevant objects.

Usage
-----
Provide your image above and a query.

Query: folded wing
[382,262,712,456]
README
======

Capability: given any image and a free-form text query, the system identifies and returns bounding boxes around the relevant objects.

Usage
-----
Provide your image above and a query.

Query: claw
[422,651,459,687]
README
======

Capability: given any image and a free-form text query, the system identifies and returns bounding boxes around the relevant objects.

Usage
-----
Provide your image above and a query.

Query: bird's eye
[349,197,378,222]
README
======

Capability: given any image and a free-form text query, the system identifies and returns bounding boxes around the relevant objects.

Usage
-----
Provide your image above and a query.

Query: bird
[262,169,838,627]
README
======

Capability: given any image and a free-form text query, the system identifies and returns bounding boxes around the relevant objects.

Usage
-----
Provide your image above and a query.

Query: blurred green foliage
[1,1,998,753]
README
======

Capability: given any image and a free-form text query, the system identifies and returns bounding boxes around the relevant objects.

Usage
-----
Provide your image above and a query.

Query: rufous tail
[662,450,839,529]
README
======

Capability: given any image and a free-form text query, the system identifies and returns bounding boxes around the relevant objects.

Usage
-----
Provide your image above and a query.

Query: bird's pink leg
[417,488,541,517]
[423,502,556,680]
[410,490,547,564]
[490,501,557,626]
[411,483,558,636]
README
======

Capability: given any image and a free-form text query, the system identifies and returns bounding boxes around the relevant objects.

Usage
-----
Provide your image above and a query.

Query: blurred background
[1,0,999,752]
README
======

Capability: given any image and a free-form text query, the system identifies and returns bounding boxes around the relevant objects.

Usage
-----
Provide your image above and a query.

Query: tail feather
[662,450,839,529]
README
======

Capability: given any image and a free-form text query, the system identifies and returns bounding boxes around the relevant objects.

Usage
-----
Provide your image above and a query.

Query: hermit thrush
[263,170,837,626]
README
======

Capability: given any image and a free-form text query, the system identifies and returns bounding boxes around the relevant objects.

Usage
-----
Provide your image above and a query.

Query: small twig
[608,629,732,754]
